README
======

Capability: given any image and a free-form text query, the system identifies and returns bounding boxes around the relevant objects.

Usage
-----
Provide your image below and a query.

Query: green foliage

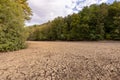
[14,0,32,20]
[27,1,120,41]
[0,0,30,52]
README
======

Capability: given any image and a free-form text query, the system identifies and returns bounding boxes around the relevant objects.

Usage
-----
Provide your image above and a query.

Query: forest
[27,1,120,41]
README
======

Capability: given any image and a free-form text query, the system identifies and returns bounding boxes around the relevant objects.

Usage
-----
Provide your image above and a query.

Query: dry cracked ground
[0,41,120,80]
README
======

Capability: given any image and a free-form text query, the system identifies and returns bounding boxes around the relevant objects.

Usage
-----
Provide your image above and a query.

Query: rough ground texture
[0,41,120,80]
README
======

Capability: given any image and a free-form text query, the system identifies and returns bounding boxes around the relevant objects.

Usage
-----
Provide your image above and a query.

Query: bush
[0,0,27,52]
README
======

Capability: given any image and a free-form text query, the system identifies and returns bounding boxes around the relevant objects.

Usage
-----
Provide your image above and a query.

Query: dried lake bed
[0,41,120,80]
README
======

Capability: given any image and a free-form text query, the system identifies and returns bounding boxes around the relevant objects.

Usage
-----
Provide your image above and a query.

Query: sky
[26,0,118,26]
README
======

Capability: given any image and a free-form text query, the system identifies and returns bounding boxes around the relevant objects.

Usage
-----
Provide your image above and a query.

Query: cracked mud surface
[0,41,120,80]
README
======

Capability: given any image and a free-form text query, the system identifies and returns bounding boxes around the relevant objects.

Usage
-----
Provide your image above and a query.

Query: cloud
[26,0,109,26]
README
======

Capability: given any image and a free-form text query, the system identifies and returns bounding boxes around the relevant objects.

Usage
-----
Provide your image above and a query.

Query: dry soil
[0,41,120,80]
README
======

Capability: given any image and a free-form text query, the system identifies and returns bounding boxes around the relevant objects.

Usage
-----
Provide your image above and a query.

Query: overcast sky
[26,0,117,26]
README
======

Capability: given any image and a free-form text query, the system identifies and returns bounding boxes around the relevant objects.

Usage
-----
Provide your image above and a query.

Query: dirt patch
[0,41,120,80]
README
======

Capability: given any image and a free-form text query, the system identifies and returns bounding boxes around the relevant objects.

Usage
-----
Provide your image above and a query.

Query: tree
[0,0,31,51]
[107,1,120,40]
[69,13,80,40]
[27,1,120,41]
[14,0,32,20]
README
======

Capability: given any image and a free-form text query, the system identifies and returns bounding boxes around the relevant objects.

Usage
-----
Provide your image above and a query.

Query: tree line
[0,0,32,52]
[27,1,120,41]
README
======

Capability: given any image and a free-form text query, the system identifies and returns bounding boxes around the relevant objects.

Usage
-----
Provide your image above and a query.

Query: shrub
[0,0,27,52]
